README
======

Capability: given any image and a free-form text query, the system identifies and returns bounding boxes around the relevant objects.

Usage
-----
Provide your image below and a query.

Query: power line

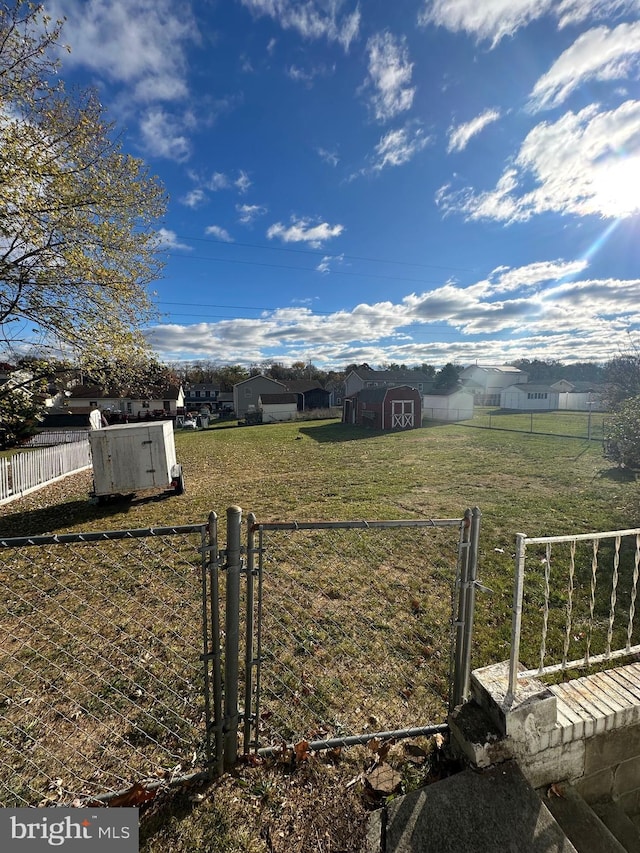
[160,250,450,285]
[162,232,477,274]
[156,301,335,315]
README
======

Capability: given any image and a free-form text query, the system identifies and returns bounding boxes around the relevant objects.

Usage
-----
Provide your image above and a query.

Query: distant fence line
[456,410,608,442]
[0,440,91,506]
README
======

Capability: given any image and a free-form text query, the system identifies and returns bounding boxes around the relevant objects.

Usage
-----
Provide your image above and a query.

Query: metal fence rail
[0,524,210,806]
[235,511,480,759]
[509,527,640,694]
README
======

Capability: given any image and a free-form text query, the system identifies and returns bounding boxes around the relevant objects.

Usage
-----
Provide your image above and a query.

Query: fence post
[243,513,256,754]
[201,512,224,776]
[460,507,481,701]
[224,506,242,770]
[451,510,472,710]
[508,533,527,697]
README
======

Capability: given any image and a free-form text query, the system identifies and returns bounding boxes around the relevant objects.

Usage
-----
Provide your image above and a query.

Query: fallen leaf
[294,740,310,763]
[547,783,565,799]
[108,782,157,808]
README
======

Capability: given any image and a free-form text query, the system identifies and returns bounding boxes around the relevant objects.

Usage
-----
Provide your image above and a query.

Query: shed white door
[391,399,414,429]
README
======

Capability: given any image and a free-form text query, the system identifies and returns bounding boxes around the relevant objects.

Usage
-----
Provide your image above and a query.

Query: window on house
[163,400,170,409]
[244,388,252,397]
[142,401,150,408]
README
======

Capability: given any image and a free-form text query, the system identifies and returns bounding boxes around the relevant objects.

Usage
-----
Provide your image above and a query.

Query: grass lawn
[1,415,638,852]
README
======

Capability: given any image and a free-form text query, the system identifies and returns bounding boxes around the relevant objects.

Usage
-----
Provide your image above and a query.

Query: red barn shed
[342,385,422,431]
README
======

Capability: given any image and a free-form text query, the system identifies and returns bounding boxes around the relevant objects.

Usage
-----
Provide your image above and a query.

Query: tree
[0,3,166,397]
[434,362,461,392]
[603,355,640,409]
[0,366,47,447]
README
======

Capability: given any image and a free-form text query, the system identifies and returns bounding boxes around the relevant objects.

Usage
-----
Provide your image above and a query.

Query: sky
[45,0,640,370]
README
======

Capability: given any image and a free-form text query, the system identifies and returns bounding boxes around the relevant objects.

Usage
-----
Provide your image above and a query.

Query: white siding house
[500,384,559,411]
[460,365,528,406]
[501,381,604,412]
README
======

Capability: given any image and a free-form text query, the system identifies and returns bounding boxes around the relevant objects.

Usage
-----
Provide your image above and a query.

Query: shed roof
[351,385,421,404]
[259,393,298,404]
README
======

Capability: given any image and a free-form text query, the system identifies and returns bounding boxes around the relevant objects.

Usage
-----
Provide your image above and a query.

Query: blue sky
[48,0,640,369]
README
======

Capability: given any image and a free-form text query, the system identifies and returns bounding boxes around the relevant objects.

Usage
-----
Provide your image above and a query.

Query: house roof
[461,365,524,375]
[259,393,298,405]
[184,383,219,393]
[234,374,286,388]
[283,380,327,393]
[350,368,434,383]
[351,385,421,403]
[69,384,182,400]
[505,383,557,393]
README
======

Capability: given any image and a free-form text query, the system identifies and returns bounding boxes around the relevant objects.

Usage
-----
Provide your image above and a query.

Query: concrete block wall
[575,727,640,811]
[450,661,640,808]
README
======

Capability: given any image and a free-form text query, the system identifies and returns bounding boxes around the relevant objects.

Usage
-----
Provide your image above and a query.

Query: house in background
[183,383,219,414]
[422,388,474,421]
[282,380,331,411]
[344,367,434,399]
[459,365,528,406]
[65,384,184,422]
[500,380,604,412]
[499,383,560,411]
[233,375,286,420]
[258,393,298,423]
[343,386,422,431]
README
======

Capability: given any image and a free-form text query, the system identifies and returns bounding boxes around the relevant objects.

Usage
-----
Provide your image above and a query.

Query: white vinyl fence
[0,440,91,506]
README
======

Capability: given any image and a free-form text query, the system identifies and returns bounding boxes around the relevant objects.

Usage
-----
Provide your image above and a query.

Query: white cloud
[317,147,340,166]
[417,0,640,46]
[267,217,344,248]
[556,0,640,29]
[237,203,268,224]
[239,0,361,51]
[316,254,345,273]
[364,32,415,123]
[205,225,234,242]
[181,188,207,208]
[528,23,640,112]
[235,171,252,193]
[209,172,231,191]
[144,261,640,366]
[418,0,555,46]
[437,101,640,221]
[154,228,192,251]
[49,0,199,102]
[447,108,501,153]
[139,107,191,161]
[372,124,431,171]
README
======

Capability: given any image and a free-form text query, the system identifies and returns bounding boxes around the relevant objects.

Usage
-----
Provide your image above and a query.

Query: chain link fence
[242,517,476,754]
[0,526,208,807]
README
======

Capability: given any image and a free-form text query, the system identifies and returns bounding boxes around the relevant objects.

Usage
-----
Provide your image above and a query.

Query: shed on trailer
[89,421,184,501]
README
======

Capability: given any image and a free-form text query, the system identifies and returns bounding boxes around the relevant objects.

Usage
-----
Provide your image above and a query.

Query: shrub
[605,395,640,470]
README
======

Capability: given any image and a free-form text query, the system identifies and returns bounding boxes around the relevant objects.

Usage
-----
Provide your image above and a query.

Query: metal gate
[0,508,481,802]
[213,506,481,769]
